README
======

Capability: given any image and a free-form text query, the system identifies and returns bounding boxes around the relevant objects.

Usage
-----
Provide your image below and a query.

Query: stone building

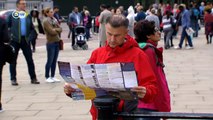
[52,0,211,16]
[0,0,53,12]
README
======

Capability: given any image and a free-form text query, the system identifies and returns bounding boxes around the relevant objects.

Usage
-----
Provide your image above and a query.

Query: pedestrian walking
[53,6,63,25]
[135,5,146,22]
[145,8,160,29]
[127,6,135,37]
[189,3,199,37]
[67,7,82,49]
[174,4,194,49]
[98,4,112,47]
[204,7,213,44]
[162,11,176,49]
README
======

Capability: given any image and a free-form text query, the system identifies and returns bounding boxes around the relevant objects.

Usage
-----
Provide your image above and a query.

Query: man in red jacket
[64,15,157,120]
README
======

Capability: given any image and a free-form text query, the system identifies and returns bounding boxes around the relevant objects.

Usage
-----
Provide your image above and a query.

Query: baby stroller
[72,26,88,50]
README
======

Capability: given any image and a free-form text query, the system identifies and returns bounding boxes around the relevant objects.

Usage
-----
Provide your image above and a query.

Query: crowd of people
[64,1,212,120]
[90,2,212,49]
[0,0,212,119]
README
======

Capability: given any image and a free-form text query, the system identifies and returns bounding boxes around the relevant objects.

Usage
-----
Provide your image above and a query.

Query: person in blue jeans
[175,4,194,50]
[7,0,40,85]
[190,4,199,37]
[83,10,92,40]
[42,7,62,83]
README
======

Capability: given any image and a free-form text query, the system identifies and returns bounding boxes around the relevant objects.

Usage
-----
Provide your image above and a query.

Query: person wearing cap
[174,4,194,49]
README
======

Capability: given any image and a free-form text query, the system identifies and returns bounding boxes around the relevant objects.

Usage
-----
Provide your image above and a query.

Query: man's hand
[131,86,147,99]
[64,83,76,96]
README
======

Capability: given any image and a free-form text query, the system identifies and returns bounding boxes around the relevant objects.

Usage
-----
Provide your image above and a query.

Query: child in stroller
[72,26,88,50]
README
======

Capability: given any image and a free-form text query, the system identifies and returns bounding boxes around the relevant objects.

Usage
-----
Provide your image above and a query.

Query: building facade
[53,0,212,16]
[0,0,53,12]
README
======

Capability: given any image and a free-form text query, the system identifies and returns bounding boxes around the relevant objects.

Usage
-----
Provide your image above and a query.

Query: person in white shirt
[127,6,135,37]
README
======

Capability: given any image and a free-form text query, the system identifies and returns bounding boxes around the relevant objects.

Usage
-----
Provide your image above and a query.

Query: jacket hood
[127,6,135,16]
[139,40,164,64]
[106,35,139,53]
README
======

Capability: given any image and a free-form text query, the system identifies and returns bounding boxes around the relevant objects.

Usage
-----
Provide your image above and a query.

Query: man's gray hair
[106,15,129,28]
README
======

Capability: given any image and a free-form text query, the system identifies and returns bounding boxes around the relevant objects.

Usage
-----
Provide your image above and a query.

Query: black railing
[115,112,213,119]
[94,96,213,120]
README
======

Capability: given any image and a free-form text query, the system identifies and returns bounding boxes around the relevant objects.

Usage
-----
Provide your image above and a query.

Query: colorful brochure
[58,61,138,101]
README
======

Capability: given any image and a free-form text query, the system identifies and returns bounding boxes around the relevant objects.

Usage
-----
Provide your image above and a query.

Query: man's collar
[16,8,26,11]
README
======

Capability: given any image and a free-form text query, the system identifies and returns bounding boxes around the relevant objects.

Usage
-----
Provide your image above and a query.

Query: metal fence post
[93,95,120,120]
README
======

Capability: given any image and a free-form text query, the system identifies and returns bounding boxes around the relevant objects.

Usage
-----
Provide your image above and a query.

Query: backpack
[170,17,176,30]
[191,8,199,20]
[95,16,100,27]
[139,43,164,67]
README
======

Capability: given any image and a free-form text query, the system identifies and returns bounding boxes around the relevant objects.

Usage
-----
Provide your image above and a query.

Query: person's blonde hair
[42,7,52,17]
[84,10,90,15]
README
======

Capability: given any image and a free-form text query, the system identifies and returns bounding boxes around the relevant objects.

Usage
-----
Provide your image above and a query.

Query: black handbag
[59,40,64,50]
[28,29,38,43]
[3,44,15,64]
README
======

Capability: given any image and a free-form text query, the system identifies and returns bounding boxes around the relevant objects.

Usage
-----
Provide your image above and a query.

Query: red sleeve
[90,102,97,120]
[87,50,98,64]
[133,51,158,103]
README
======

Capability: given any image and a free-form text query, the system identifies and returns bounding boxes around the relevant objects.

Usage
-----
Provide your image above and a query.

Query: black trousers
[0,63,4,109]
[30,36,37,50]
[71,28,75,46]
[10,39,37,81]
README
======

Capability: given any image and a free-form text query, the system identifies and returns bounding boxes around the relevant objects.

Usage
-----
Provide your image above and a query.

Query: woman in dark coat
[30,10,45,52]
[0,17,10,112]
[83,10,92,40]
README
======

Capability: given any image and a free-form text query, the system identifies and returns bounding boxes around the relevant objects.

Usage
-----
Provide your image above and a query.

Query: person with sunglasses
[134,20,171,120]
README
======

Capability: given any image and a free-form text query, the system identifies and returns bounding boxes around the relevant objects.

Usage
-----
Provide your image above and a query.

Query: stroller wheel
[82,44,88,50]
[72,44,78,50]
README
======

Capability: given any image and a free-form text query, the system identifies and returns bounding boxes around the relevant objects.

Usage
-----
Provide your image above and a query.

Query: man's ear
[125,29,128,35]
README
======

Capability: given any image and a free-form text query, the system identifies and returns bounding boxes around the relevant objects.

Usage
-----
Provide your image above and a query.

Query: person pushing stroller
[67,6,83,49]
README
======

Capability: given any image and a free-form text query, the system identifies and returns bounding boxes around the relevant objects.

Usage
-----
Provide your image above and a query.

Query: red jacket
[139,40,171,112]
[87,35,157,120]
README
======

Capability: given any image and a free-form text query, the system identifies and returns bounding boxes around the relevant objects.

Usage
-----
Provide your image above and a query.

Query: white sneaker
[51,77,61,82]
[185,46,194,50]
[0,109,4,113]
[46,77,54,83]
[174,46,181,49]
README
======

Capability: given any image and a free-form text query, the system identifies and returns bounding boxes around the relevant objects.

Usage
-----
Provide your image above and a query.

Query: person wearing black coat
[83,10,92,40]
[30,9,45,52]
[0,17,10,112]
